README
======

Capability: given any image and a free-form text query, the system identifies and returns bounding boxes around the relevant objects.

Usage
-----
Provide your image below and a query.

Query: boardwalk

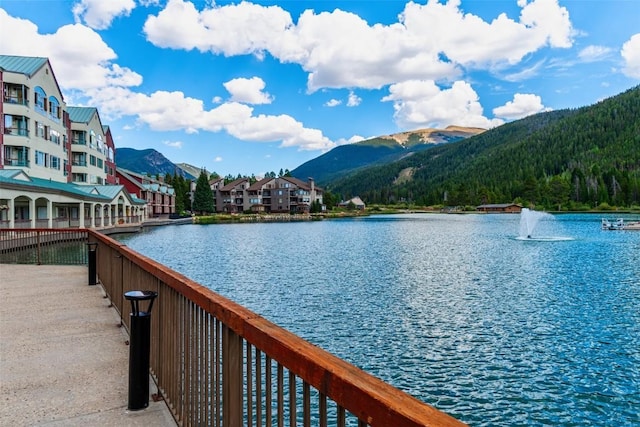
[0,264,176,426]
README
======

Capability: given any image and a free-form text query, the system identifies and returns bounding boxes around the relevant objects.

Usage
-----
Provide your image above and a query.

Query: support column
[98,205,104,227]
[47,200,53,229]
[29,198,35,229]
[79,202,85,228]
[8,198,15,229]
[89,203,96,228]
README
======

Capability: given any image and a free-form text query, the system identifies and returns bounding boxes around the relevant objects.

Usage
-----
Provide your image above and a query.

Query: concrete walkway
[0,264,177,426]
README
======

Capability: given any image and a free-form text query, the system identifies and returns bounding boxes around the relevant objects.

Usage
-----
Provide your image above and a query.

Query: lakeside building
[116,168,176,218]
[476,203,523,213]
[0,55,148,228]
[211,176,324,213]
[338,196,366,210]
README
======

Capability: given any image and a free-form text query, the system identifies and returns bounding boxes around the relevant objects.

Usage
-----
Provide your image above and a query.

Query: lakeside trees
[192,171,215,214]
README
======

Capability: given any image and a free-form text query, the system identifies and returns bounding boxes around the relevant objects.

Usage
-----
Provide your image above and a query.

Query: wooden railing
[89,230,466,427]
[0,229,88,264]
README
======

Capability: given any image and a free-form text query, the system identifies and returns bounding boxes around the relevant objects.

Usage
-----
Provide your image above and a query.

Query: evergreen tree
[192,171,214,214]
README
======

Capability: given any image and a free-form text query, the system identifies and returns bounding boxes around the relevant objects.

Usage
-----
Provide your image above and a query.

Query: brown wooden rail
[89,229,466,427]
[0,228,88,264]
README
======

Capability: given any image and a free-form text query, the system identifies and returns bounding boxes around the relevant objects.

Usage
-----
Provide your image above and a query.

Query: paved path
[0,264,176,426]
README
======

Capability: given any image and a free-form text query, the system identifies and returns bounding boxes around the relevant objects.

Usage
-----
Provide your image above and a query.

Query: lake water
[116,213,640,426]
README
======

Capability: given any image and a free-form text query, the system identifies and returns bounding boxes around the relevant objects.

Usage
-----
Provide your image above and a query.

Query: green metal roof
[0,55,48,77]
[67,106,98,124]
[0,172,145,205]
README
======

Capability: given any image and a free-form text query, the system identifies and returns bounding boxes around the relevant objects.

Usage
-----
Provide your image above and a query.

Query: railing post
[222,325,242,427]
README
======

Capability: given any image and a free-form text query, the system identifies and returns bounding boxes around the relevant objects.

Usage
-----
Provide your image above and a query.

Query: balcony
[3,95,28,106]
[4,158,30,167]
[4,126,29,137]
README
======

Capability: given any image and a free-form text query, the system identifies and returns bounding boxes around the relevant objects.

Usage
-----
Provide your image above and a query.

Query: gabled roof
[0,55,65,101]
[116,168,146,190]
[280,176,323,192]
[0,170,32,182]
[0,55,48,77]
[67,106,99,124]
[247,177,274,191]
[220,177,249,191]
[339,196,365,206]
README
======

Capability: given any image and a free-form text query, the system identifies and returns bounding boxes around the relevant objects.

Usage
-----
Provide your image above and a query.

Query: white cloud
[493,93,551,120]
[382,80,503,129]
[223,77,273,104]
[214,156,223,162]
[163,140,183,148]
[346,91,361,107]
[143,0,295,56]
[578,45,613,62]
[87,85,335,151]
[72,0,136,30]
[142,0,574,92]
[621,34,640,79]
[335,135,366,146]
[325,99,341,107]
[0,9,334,152]
[502,60,545,82]
[0,10,141,91]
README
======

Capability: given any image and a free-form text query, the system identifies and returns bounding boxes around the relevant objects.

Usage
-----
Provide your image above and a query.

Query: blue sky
[1,0,639,177]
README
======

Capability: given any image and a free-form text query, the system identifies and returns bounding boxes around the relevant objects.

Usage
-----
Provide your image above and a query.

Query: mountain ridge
[325,85,640,209]
[290,126,485,184]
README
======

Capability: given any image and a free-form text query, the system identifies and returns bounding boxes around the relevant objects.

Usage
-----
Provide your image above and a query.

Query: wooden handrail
[89,229,466,426]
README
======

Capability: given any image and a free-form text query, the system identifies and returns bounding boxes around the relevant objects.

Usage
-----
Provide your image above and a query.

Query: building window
[72,153,86,166]
[48,96,61,120]
[73,131,86,145]
[90,155,96,166]
[63,160,69,176]
[97,158,103,168]
[50,129,61,145]
[50,156,60,170]
[36,122,45,138]
[72,173,87,183]
[34,87,46,113]
[35,150,47,166]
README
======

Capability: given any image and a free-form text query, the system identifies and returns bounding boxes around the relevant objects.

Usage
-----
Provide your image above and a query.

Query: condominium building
[2,55,69,182]
[68,106,115,186]
[0,55,147,228]
[213,176,323,213]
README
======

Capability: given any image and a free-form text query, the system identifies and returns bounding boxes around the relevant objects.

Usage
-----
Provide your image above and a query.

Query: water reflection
[117,213,640,426]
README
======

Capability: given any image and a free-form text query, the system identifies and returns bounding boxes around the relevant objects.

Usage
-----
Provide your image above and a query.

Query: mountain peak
[381,126,486,147]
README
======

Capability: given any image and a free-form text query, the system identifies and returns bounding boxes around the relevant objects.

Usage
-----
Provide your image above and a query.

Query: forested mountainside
[115,148,196,179]
[291,126,484,184]
[326,85,640,210]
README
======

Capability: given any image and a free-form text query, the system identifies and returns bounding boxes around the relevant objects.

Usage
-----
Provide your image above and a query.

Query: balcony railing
[3,95,28,106]
[4,127,29,137]
[90,230,466,427]
[4,158,30,167]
